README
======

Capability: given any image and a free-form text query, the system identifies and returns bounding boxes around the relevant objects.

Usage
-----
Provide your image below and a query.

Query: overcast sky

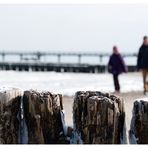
[0,4,148,53]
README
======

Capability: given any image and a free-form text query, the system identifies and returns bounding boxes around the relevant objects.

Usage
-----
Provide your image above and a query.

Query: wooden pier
[0,51,138,73]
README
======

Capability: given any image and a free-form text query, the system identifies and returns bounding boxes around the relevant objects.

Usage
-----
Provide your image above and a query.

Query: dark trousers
[113,74,120,91]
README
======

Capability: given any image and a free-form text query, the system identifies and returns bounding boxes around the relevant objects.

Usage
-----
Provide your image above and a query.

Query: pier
[0,51,138,73]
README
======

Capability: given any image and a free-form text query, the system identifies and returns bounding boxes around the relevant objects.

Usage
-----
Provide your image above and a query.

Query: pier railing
[0,51,138,63]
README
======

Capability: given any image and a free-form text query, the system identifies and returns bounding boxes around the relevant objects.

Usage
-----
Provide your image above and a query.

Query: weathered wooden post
[73,91,126,144]
[23,90,68,144]
[0,87,22,144]
[129,98,148,144]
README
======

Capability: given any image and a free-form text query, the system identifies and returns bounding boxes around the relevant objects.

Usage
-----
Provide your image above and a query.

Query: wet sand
[63,91,147,131]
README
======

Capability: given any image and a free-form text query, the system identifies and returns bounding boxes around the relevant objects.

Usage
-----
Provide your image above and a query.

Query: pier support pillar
[78,55,81,64]
[57,54,61,63]
[2,53,5,62]
[99,55,103,64]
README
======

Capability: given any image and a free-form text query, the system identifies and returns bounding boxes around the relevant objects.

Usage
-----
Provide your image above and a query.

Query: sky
[0,4,148,53]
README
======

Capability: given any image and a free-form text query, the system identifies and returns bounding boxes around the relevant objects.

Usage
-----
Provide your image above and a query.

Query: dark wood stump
[0,88,21,144]
[129,98,148,144]
[23,90,68,144]
[73,91,126,144]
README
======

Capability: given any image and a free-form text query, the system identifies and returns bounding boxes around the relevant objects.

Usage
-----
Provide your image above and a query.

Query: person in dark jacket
[137,36,148,94]
[108,46,127,93]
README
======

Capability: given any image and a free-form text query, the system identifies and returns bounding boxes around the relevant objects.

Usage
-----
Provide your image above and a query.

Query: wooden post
[129,99,148,144]
[23,90,68,144]
[73,91,126,144]
[0,88,22,144]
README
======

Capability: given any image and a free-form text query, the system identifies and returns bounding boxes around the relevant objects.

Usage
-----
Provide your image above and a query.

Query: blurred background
[0,4,147,94]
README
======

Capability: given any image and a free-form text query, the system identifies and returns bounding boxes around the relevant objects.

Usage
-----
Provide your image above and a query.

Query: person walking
[108,46,127,93]
[137,36,148,94]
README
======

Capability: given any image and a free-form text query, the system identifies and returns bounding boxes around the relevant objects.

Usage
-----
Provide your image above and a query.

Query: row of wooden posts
[0,88,147,144]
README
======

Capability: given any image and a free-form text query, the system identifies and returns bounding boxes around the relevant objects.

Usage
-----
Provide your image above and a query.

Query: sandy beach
[63,91,147,133]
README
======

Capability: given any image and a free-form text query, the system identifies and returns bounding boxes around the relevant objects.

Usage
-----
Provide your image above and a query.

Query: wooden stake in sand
[23,90,68,144]
[129,98,148,144]
[0,87,22,144]
[73,91,126,144]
